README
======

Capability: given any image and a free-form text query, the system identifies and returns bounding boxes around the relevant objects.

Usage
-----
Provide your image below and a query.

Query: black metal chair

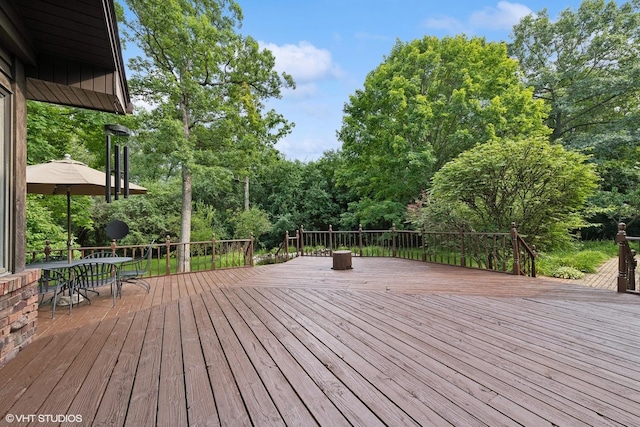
[71,261,121,309]
[38,268,72,318]
[118,243,153,293]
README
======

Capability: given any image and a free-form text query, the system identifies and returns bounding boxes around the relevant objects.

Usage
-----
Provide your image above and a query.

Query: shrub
[551,266,585,280]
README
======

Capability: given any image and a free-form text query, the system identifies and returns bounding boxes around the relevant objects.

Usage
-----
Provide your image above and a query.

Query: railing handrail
[27,235,254,276]
[294,223,536,277]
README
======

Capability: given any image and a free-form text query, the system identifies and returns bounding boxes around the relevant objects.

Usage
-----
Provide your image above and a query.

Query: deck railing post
[629,249,636,291]
[44,240,52,262]
[421,226,426,262]
[329,224,333,256]
[250,234,254,267]
[165,235,171,276]
[285,230,290,262]
[617,222,629,292]
[460,229,466,267]
[212,234,216,270]
[511,222,521,275]
[392,224,397,258]
[358,224,363,257]
[300,225,305,257]
[295,229,300,256]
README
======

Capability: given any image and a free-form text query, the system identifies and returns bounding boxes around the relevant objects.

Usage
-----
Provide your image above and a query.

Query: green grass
[536,240,618,279]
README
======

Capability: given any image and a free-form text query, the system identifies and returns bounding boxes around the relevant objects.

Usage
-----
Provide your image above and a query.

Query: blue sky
[234,1,585,161]
[124,1,585,161]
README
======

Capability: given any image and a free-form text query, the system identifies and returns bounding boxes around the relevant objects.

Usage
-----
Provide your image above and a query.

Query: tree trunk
[178,94,192,273]
[178,164,192,272]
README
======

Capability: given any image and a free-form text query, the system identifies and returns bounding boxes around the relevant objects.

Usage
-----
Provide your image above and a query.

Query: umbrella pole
[67,189,72,262]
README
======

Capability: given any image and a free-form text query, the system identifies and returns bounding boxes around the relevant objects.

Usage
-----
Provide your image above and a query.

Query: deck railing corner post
[617,222,629,292]
[358,223,363,257]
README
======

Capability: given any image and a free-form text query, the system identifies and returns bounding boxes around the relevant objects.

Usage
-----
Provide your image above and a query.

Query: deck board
[124,305,163,427]
[92,309,151,426]
[2,257,640,426]
[200,290,285,426]
[239,287,422,427]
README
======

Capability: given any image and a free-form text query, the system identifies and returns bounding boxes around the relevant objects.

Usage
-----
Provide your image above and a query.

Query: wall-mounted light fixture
[104,124,132,203]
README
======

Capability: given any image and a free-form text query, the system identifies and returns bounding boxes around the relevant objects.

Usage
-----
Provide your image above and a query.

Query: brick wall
[0,269,39,367]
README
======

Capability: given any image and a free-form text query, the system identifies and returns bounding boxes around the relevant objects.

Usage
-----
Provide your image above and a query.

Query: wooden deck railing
[615,222,640,294]
[26,235,254,276]
[292,223,537,277]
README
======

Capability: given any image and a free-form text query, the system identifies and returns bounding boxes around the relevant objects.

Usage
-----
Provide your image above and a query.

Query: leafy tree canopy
[429,137,599,248]
[509,0,640,147]
[509,0,640,238]
[122,0,294,270]
[338,35,549,227]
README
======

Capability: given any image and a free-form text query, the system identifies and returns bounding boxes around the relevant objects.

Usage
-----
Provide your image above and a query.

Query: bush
[431,136,599,249]
[551,266,585,280]
[536,241,614,278]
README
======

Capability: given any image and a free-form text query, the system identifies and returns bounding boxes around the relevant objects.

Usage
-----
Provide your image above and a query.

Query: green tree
[229,207,272,248]
[509,0,640,145]
[430,137,599,248]
[509,0,640,236]
[122,0,293,271]
[26,101,119,249]
[25,195,68,254]
[338,35,549,227]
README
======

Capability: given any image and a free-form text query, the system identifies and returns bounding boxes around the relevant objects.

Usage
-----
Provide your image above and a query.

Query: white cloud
[354,31,391,42]
[424,1,532,33]
[469,1,533,30]
[260,41,343,83]
[275,135,338,162]
[281,82,319,99]
[423,16,465,33]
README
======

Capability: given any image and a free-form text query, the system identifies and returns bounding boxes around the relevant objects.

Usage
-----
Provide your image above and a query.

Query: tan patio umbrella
[26,154,147,255]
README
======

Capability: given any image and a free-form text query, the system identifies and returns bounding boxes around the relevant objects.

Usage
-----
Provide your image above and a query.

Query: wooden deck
[2,257,640,426]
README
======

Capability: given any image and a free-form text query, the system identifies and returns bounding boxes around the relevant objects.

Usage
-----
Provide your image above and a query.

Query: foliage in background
[229,207,272,249]
[25,196,67,253]
[509,0,640,238]
[26,0,640,255]
[122,0,293,271]
[251,155,345,247]
[337,35,550,228]
[429,137,599,249]
[406,192,473,232]
[536,240,618,278]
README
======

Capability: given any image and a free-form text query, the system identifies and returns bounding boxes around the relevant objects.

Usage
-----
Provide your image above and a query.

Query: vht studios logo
[5,414,83,423]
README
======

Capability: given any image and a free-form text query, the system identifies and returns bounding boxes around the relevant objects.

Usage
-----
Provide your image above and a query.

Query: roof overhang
[5,0,131,114]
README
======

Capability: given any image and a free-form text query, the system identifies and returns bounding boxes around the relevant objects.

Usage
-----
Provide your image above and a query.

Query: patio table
[28,257,133,315]
[28,257,133,270]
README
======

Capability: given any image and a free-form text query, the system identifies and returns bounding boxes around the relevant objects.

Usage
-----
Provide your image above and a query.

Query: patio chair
[71,260,121,309]
[118,243,153,293]
[38,268,72,318]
